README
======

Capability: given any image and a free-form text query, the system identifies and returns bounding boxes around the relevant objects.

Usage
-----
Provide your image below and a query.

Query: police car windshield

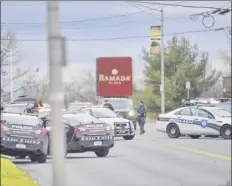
[92,108,117,118]
[13,98,36,103]
[63,114,100,124]
[1,115,41,126]
[208,108,231,117]
[4,105,27,113]
[107,100,132,109]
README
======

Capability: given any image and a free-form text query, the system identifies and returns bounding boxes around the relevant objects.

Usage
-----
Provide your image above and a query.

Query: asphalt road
[13,123,231,186]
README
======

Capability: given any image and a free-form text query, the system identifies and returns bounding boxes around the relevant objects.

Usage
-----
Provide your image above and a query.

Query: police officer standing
[182,98,191,107]
[137,101,147,135]
[103,99,114,111]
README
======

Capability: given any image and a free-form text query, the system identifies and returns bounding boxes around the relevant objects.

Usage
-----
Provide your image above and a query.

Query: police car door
[172,107,196,134]
[193,108,219,135]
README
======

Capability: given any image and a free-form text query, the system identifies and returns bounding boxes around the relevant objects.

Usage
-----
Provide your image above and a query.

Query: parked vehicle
[76,107,135,140]
[1,113,49,163]
[44,113,115,157]
[156,106,231,139]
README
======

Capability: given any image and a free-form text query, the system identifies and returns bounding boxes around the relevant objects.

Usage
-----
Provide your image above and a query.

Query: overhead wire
[2,2,46,6]
[2,1,223,26]
[1,11,144,26]
[137,1,230,10]
[189,2,231,28]
[125,1,184,21]
[1,26,230,42]
[125,1,160,21]
[1,1,229,28]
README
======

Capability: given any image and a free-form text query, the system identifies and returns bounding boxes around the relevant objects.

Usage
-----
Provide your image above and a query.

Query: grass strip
[1,157,38,186]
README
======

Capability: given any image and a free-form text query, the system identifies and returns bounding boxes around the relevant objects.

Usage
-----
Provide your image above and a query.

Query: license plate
[94,141,102,146]
[16,144,26,149]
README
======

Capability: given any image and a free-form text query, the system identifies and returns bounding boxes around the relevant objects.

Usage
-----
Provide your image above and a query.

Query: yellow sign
[150,26,161,54]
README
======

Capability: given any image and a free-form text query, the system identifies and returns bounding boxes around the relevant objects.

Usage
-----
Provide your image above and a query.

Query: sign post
[186,81,191,99]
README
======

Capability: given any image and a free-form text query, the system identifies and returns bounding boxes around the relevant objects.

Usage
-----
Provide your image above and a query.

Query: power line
[137,1,230,10]
[2,2,229,27]
[125,1,161,21]
[189,3,231,28]
[1,11,144,25]
[1,2,215,26]
[1,26,230,42]
[2,2,46,6]
[0,14,188,29]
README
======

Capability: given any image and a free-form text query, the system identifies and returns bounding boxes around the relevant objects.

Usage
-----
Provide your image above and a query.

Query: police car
[156,106,231,139]
[1,113,49,163]
[75,107,135,140]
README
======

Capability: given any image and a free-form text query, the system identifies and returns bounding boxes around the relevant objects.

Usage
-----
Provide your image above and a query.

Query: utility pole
[47,2,66,186]
[160,8,165,113]
[10,49,13,102]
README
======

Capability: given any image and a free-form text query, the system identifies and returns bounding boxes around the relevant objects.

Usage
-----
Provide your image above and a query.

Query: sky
[1,1,231,87]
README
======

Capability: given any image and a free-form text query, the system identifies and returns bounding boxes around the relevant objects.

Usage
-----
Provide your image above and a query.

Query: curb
[18,167,39,186]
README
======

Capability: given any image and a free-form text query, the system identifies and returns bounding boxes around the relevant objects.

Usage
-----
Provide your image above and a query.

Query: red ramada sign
[99,68,132,85]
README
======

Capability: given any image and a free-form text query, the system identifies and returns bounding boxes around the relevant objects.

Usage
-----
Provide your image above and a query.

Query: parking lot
[13,123,231,186]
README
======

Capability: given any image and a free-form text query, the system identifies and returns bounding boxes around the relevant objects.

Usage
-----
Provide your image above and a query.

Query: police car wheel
[167,124,180,138]
[189,135,201,139]
[95,148,109,157]
[123,134,135,140]
[29,156,38,162]
[220,125,231,140]
[37,154,47,163]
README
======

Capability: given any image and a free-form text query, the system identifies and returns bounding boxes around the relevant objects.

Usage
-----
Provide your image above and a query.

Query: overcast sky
[1,1,231,84]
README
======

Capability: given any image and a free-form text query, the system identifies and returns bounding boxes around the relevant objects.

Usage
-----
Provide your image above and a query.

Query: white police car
[156,106,231,139]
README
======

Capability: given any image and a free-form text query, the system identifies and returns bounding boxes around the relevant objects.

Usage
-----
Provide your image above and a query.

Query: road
[13,124,231,186]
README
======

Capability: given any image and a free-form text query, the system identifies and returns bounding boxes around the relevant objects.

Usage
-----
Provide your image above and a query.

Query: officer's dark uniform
[137,101,147,135]
[182,99,191,107]
[104,102,114,111]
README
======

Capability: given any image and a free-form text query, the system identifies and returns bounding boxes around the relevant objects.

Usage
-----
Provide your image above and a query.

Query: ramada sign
[99,68,132,85]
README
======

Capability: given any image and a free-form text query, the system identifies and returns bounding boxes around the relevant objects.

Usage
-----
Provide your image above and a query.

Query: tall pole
[10,49,13,102]
[187,89,190,99]
[47,2,66,186]
[160,8,165,113]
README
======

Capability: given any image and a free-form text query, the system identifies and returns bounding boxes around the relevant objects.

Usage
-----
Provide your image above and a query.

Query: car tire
[166,123,181,138]
[123,134,135,140]
[220,124,231,140]
[189,135,201,139]
[37,154,47,163]
[29,156,38,162]
[95,148,109,157]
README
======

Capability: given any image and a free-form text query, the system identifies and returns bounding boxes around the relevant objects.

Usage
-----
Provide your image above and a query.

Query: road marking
[167,144,232,161]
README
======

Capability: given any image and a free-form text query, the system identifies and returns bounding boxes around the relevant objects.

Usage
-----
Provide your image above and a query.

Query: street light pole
[160,8,165,114]
[10,49,13,102]
[47,1,66,186]
[1,45,13,102]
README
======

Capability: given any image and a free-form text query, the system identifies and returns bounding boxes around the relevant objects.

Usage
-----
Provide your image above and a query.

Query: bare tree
[221,51,231,67]
[63,70,96,104]
[1,32,30,100]
[220,28,231,67]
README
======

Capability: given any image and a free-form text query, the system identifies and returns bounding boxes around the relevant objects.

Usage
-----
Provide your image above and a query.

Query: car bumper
[67,137,114,152]
[0,139,45,156]
[114,128,135,137]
